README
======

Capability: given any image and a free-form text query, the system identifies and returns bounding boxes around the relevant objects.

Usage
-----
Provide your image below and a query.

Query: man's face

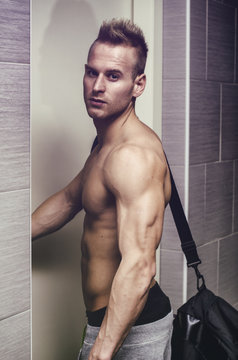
[83,42,139,121]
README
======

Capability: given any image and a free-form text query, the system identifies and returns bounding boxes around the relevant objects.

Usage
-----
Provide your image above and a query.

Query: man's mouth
[90,97,106,104]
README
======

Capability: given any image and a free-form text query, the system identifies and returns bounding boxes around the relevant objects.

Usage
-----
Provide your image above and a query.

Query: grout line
[0,308,30,322]
[153,0,163,137]
[219,84,223,162]
[0,187,30,196]
[197,232,238,248]
[183,78,238,85]
[205,0,208,80]
[234,9,237,83]
[191,159,234,167]
[204,162,207,231]
[0,61,29,67]
[185,0,190,221]
[217,239,220,295]
[183,0,191,304]
[232,160,236,234]
[160,248,184,254]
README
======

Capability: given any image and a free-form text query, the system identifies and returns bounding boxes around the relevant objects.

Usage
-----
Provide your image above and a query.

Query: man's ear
[132,74,146,98]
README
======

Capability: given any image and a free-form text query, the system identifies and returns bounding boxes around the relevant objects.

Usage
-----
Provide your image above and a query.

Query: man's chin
[86,106,104,119]
[87,109,111,122]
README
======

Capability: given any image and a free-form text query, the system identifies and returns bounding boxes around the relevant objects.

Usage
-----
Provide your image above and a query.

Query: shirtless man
[32,19,173,360]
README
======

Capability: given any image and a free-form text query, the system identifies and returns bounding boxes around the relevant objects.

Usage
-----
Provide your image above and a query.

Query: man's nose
[93,74,105,93]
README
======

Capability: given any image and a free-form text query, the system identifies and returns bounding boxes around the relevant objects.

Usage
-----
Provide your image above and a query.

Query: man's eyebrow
[106,69,123,74]
[85,64,123,75]
[85,64,96,71]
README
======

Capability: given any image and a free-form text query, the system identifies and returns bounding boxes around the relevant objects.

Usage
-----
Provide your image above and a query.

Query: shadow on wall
[39,0,98,110]
[32,0,98,269]
[33,0,98,194]
[32,1,98,359]
[33,0,98,259]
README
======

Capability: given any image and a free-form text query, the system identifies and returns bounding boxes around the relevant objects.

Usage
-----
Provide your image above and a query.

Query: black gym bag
[168,164,238,360]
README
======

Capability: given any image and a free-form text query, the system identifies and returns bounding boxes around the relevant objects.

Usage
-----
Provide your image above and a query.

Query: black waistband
[86,282,171,327]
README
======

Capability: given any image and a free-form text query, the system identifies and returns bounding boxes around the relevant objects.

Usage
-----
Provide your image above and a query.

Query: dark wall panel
[190,0,206,80]
[189,164,206,246]
[234,160,238,232]
[190,80,220,165]
[0,63,30,192]
[207,1,235,82]
[205,161,233,241]
[0,190,30,319]
[162,80,186,165]
[0,0,30,64]
[163,0,186,80]
[219,234,238,305]
[222,85,238,160]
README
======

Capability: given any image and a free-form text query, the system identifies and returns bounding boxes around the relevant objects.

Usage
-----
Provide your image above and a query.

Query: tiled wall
[161,0,238,311]
[188,0,238,307]
[0,0,31,358]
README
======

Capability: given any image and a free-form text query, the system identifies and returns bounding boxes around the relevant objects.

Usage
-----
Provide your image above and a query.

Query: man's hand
[88,320,118,360]
[88,348,111,360]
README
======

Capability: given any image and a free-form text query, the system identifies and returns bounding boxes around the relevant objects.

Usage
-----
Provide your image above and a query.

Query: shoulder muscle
[104,145,166,202]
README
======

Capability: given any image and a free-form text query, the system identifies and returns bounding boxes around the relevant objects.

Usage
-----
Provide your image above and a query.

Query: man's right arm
[32,170,84,241]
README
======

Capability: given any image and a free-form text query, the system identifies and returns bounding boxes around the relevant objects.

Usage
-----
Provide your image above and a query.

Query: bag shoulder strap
[166,162,205,289]
[167,163,201,267]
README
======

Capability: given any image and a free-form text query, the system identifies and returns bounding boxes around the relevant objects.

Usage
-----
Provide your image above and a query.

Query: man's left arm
[88,146,168,360]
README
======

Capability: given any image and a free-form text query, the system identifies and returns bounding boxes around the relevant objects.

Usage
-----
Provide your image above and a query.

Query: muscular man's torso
[80,119,171,311]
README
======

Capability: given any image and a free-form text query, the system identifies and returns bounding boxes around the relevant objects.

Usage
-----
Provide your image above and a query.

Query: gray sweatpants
[78,310,173,359]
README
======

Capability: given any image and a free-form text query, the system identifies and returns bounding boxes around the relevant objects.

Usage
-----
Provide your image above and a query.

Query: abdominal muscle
[81,211,121,311]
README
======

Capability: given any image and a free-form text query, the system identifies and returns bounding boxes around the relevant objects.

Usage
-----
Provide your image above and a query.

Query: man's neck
[93,103,137,147]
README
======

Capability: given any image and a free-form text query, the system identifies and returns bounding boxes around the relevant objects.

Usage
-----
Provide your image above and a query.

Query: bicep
[105,146,166,256]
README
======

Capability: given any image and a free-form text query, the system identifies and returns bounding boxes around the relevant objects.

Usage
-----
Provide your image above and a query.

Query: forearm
[32,190,79,240]
[89,256,155,359]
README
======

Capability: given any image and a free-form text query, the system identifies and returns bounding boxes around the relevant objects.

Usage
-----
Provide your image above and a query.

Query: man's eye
[87,70,97,77]
[108,73,119,81]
